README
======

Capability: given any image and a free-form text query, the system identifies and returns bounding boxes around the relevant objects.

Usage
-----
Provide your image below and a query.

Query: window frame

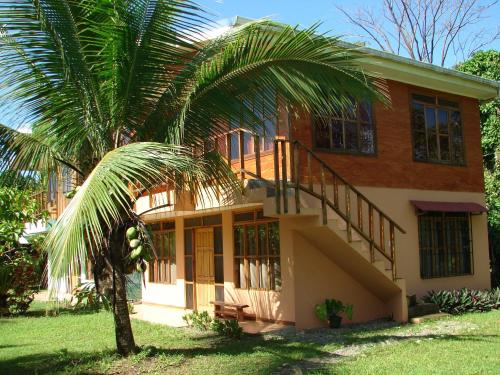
[312,100,378,156]
[148,221,176,285]
[233,210,281,292]
[417,211,474,279]
[410,92,466,166]
[229,91,278,161]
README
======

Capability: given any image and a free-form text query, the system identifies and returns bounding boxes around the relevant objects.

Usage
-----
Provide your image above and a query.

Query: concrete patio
[130,303,292,334]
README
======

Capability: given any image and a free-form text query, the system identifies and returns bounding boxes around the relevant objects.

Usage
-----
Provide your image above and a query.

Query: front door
[195,228,215,312]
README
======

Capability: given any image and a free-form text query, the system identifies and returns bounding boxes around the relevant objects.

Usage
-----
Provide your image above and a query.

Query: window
[411,94,465,164]
[230,89,277,159]
[313,100,375,154]
[418,212,473,278]
[149,222,176,284]
[48,171,57,202]
[233,210,281,291]
[61,166,73,194]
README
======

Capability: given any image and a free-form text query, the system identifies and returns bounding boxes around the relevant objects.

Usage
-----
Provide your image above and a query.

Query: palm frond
[44,142,238,281]
[162,20,389,144]
[0,123,82,186]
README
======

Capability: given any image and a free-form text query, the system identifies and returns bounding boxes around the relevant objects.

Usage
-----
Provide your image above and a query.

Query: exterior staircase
[232,135,407,318]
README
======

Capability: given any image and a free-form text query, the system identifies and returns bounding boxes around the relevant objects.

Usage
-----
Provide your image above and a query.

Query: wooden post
[239,130,245,181]
[357,195,363,231]
[226,133,232,167]
[369,204,375,263]
[281,140,288,214]
[294,142,300,214]
[333,174,339,209]
[380,213,385,253]
[390,222,396,280]
[320,165,327,225]
[274,140,281,214]
[307,152,313,192]
[345,186,352,242]
[254,134,261,178]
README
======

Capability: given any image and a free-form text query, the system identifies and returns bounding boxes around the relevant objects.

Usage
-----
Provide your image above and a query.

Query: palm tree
[0,0,387,356]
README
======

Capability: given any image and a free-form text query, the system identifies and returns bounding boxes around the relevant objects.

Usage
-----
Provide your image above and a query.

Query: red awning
[410,200,487,213]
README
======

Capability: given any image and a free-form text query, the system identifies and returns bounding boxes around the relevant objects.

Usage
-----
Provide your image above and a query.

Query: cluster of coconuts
[125,226,150,274]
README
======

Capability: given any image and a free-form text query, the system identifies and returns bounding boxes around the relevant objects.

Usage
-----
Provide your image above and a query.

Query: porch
[130,302,291,334]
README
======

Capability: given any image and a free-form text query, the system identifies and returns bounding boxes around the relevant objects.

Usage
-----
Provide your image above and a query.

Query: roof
[410,200,487,213]
[231,16,500,101]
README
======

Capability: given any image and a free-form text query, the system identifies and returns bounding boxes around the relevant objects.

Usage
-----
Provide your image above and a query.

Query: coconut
[130,247,142,260]
[136,260,147,273]
[126,227,138,240]
[129,239,141,249]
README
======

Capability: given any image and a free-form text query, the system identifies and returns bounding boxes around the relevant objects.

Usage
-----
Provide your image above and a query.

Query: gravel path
[274,319,477,374]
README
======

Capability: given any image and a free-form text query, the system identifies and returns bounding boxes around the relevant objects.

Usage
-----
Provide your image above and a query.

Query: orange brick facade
[291,80,485,193]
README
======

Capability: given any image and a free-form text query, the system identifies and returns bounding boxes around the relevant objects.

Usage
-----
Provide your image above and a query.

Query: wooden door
[195,228,215,312]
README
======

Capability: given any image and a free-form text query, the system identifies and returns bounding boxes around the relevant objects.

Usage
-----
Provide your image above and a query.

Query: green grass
[321,311,500,375]
[0,302,499,374]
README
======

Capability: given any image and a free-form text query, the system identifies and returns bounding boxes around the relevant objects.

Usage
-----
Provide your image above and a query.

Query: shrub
[424,288,500,314]
[210,318,243,339]
[71,281,110,311]
[182,311,242,338]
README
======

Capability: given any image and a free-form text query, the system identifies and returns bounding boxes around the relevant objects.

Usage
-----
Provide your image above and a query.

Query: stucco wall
[356,186,491,297]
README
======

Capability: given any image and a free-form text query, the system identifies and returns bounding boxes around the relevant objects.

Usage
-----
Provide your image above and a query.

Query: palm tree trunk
[109,223,137,356]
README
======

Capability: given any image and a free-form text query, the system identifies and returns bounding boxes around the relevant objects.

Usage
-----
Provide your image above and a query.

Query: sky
[1,0,499,129]
[197,0,500,61]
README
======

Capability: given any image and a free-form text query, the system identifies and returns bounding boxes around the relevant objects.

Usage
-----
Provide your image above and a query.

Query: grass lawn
[0,301,499,374]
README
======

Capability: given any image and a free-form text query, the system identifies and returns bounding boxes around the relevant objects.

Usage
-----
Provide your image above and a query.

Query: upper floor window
[313,100,375,155]
[61,166,73,194]
[411,94,465,165]
[418,212,472,278]
[230,89,277,159]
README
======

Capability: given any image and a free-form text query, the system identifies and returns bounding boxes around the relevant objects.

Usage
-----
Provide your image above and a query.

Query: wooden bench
[210,301,249,321]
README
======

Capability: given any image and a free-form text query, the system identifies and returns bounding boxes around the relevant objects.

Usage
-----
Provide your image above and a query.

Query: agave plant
[0,0,387,355]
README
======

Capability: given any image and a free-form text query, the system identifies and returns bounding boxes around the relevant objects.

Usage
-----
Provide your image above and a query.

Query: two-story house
[46,18,499,329]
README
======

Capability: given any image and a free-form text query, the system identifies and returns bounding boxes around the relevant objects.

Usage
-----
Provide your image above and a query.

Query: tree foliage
[456,49,500,286]
[0,187,46,315]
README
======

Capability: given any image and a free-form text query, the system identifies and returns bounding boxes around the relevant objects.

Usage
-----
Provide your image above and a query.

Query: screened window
[149,223,176,284]
[48,172,57,202]
[411,94,465,164]
[230,89,277,159]
[313,100,375,154]
[61,166,73,194]
[234,210,281,291]
[418,212,473,279]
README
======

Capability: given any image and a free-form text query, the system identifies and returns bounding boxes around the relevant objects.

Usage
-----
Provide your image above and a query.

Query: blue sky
[198,0,500,63]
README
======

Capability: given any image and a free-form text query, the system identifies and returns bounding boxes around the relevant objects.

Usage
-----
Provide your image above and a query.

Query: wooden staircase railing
[31,190,48,216]
[275,139,406,281]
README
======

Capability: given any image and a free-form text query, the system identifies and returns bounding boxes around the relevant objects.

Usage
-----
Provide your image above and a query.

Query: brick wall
[291,80,485,193]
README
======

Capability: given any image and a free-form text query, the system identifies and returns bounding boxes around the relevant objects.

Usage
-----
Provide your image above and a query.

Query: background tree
[456,50,500,287]
[0,187,46,315]
[0,0,386,355]
[336,0,499,66]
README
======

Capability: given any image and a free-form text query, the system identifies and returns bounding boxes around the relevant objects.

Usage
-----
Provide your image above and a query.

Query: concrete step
[410,313,449,324]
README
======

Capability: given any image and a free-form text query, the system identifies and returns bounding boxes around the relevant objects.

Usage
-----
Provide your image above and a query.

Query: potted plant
[314,298,353,328]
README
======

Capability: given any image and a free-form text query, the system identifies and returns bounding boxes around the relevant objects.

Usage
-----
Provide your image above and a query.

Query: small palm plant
[0,0,386,355]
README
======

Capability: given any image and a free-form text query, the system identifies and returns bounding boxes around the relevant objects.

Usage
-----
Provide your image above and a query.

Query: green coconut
[129,239,141,249]
[130,247,142,260]
[136,260,147,273]
[126,227,138,240]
